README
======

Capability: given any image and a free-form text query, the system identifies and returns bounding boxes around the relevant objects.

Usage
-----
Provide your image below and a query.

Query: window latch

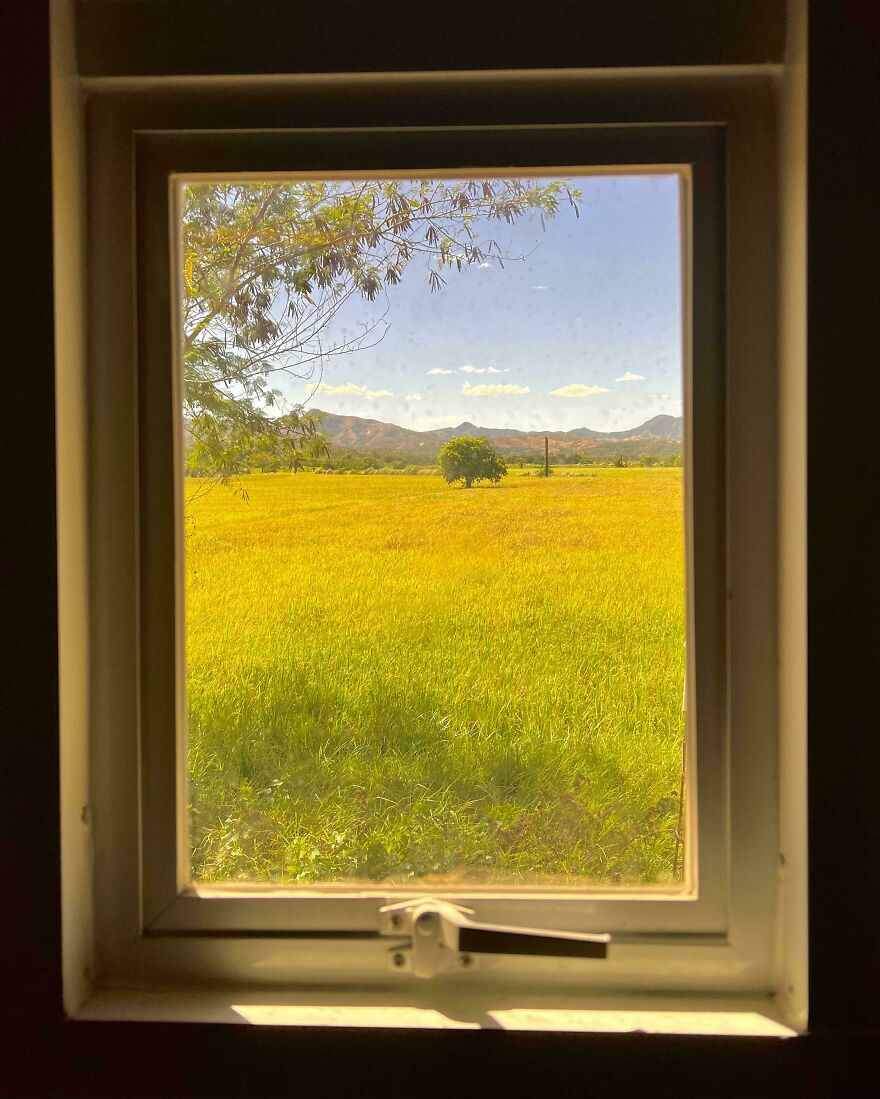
[379,897,609,978]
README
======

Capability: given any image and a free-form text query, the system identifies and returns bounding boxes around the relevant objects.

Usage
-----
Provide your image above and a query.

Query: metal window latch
[379,897,610,978]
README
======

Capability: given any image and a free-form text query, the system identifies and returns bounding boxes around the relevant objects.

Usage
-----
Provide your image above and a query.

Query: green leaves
[185,390,326,499]
[437,436,508,489]
[182,178,581,485]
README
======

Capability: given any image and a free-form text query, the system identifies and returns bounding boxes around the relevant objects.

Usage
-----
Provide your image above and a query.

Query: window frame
[141,131,721,935]
[82,71,786,1007]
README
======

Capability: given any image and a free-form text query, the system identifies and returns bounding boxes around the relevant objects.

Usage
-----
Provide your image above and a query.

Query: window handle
[379,898,609,978]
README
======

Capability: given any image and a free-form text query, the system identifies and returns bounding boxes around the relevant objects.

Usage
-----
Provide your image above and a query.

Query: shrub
[437,436,508,489]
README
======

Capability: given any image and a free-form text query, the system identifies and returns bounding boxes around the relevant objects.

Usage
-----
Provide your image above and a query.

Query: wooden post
[544,436,549,477]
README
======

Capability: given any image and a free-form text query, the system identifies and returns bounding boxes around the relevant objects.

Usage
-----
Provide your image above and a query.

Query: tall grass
[185,468,685,886]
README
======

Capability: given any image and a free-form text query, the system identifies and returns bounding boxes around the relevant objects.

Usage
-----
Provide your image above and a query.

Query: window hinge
[379,897,609,978]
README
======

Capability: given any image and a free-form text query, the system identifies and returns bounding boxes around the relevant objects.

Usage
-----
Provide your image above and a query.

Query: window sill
[74,988,798,1037]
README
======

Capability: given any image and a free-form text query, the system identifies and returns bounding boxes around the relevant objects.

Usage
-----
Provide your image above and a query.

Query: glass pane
[179,173,686,888]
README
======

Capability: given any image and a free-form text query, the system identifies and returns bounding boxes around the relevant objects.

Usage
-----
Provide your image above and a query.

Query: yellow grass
[185,468,686,885]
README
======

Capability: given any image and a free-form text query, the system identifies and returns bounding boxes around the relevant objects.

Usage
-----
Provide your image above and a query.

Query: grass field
[185,468,686,886]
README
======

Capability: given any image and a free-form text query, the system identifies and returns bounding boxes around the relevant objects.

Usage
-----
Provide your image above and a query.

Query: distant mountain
[311,410,683,457]
[308,411,436,452]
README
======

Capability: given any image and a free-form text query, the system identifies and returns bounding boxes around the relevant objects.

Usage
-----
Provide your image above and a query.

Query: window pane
[179,173,686,887]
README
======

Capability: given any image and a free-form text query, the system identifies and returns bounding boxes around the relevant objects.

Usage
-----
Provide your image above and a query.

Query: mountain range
[311,410,683,457]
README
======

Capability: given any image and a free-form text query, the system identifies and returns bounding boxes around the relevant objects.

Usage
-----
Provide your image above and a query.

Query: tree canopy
[182,178,580,489]
[438,436,508,488]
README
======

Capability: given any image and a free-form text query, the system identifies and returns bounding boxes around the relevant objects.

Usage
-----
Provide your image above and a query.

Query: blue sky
[287,174,682,433]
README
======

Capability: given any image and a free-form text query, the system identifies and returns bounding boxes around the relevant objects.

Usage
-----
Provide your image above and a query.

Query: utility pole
[544,436,549,477]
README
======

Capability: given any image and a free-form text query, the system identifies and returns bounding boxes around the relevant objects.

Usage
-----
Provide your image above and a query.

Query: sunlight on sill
[77,990,797,1037]
[230,1004,795,1036]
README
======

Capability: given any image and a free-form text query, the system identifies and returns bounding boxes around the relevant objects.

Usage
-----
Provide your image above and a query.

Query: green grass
[185,468,685,886]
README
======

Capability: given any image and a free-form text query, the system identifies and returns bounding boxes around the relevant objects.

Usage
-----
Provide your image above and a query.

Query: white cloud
[308,381,367,397]
[459,365,502,375]
[616,371,645,382]
[649,392,674,401]
[550,384,611,398]
[531,285,548,291]
[307,381,392,399]
[462,382,530,397]
[405,393,423,401]
[427,367,454,375]
[478,262,493,269]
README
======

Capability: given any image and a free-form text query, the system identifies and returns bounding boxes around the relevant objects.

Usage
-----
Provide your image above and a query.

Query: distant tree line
[504,449,682,468]
[185,442,683,477]
[185,443,439,477]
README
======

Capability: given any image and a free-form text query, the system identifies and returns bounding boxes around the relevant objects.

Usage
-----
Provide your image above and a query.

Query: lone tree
[438,436,508,489]
[182,178,580,490]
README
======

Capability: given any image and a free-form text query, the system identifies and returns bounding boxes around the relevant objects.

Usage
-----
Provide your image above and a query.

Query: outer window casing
[83,72,783,1002]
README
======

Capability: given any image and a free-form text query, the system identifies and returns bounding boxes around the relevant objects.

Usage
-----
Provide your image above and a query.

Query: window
[74,70,799,1029]
[176,169,689,895]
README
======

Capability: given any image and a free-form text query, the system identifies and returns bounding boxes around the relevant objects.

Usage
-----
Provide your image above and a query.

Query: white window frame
[141,136,721,937]
[70,69,799,1028]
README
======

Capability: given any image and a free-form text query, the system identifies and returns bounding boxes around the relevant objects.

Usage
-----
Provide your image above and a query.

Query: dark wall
[1,1,878,1095]
[0,0,62,1029]
[806,0,880,1034]
[75,0,787,76]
